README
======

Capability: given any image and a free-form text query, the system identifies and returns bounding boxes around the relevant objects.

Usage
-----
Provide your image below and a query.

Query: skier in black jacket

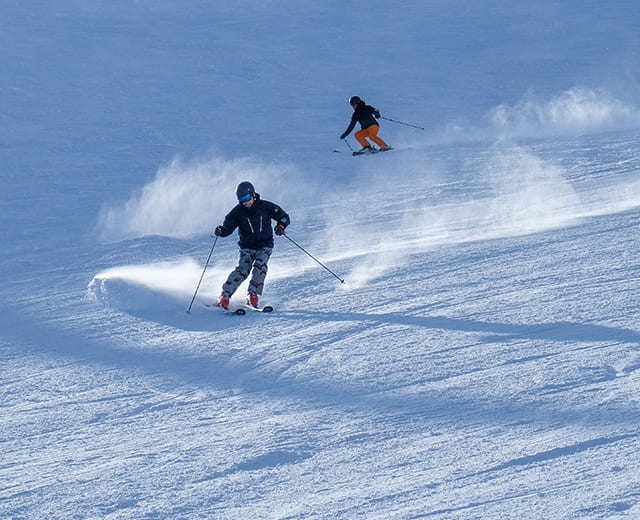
[340,96,391,153]
[214,181,290,309]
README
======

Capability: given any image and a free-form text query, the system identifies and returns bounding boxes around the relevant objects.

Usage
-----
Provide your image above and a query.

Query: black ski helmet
[349,95,362,106]
[236,181,255,201]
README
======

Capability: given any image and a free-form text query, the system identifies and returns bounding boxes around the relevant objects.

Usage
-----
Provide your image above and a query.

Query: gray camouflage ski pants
[222,247,272,296]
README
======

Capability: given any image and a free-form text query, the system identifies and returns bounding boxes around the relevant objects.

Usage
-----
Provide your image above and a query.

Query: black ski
[245,304,274,313]
[352,148,379,156]
[352,147,394,156]
[203,303,246,315]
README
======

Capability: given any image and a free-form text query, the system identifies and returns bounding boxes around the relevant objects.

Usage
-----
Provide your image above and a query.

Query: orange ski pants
[355,124,388,148]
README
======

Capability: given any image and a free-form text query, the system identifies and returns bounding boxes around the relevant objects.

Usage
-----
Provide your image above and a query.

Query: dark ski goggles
[238,193,252,203]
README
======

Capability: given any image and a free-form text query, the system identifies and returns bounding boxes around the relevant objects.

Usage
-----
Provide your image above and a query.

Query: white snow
[2,1,640,519]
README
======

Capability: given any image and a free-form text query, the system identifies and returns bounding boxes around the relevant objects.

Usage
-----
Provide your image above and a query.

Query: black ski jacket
[341,103,381,138]
[218,194,290,249]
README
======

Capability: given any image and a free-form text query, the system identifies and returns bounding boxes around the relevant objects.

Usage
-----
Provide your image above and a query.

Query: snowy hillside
[2,1,640,519]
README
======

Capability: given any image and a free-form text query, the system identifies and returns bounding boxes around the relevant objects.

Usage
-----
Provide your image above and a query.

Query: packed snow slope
[2,1,640,519]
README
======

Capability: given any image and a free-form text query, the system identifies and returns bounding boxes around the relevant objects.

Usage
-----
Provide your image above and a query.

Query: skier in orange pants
[340,96,391,153]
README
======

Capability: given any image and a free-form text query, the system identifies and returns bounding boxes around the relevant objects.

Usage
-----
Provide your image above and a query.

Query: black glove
[274,222,286,236]
[340,133,347,140]
[214,225,224,237]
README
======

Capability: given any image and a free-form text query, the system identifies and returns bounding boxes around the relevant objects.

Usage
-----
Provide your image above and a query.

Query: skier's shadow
[282,309,640,346]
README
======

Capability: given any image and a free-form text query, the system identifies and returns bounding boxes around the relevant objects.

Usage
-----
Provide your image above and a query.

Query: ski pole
[379,116,424,130]
[333,138,354,153]
[344,138,354,152]
[282,232,345,284]
[187,235,218,313]
[333,137,353,152]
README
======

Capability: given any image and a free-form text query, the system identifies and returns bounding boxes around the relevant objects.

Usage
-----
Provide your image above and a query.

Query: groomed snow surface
[2,2,640,519]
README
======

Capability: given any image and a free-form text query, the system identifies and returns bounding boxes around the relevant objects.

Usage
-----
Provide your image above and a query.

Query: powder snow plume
[490,87,640,138]
[97,155,301,243]
[434,87,640,144]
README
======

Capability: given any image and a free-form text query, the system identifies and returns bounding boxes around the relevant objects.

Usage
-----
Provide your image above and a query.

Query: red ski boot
[247,292,259,308]
[216,291,230,310]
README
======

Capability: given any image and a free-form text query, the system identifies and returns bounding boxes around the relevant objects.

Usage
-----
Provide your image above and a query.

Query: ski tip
[262,305,274,313]
[235,308,247,315]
